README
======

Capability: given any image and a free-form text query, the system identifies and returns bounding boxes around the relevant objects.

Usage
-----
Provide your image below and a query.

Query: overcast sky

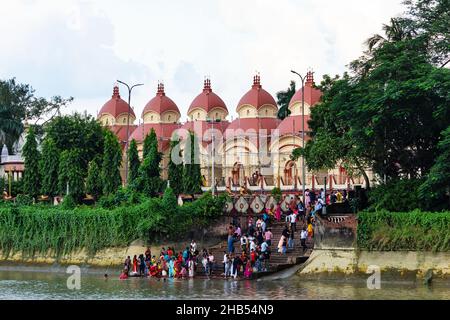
[0,0,405,121]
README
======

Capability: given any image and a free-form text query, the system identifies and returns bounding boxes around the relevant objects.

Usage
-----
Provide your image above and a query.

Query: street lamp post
[290,70,307,203]
[206,118,221,196]
[117,80,143,186]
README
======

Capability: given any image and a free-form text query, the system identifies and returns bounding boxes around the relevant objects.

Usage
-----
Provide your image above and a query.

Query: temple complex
[98,72,373,195]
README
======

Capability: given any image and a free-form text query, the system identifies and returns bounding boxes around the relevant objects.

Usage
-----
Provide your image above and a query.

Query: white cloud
[0,0,404,120]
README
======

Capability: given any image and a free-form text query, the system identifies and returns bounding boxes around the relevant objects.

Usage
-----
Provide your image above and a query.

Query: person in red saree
[119,269,128,280]
[244,260,253,278]
[132,255,138,274]
[275,204,282,221]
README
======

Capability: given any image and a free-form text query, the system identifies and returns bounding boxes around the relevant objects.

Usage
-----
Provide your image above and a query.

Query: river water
[0,270,449,300]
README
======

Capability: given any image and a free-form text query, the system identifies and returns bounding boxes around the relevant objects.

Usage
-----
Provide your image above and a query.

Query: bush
[367,179,423,212]
[357,210,450,252]
[97,187,146,209]
[271,187,282,203]
[15,194,34,206]
[0,191,228,258]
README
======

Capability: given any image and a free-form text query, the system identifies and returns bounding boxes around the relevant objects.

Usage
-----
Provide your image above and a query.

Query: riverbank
[297,249,450,280]
[0,238,219,269]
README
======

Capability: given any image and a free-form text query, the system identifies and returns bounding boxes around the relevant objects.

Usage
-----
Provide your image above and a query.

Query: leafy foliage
[276,80,296,120]
[39,137,59,196]
[128,139,140,185]
[22,127,40,197]
[134,129,163,197]
[294,2,450,194]
[85,158,102,199]
[183,131,202,195]
[418,126,450,210]
[101,129,122,195]
[0,191,228,258]
[168,133,184,196]
[271,187,282,202]
[367,179,423,212]
[44,112,104,173]
[0,78,72,153]
[357,209,450,251]
[58,149,85,201]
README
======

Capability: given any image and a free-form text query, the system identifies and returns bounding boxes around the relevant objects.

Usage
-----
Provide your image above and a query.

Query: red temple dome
[142,83,180,117]
[188,78,228,114]
[237,74,277,111]
[289,71,322,107]
[98,85,135,119]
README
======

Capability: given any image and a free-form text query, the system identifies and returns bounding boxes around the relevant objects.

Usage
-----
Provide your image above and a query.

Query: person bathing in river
[119,269,128,280]
[168,257,175,278]
[244,259,253,278]
[132,255,138,275]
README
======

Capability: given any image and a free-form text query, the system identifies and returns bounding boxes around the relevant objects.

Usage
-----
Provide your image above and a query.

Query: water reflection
[0,271,448,300]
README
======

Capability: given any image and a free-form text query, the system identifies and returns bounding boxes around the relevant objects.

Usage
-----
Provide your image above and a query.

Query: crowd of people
[119,241,210,280]
[119,189,341,280]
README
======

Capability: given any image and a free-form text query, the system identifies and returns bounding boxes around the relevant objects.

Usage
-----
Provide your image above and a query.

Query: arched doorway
[284,161,296,185]
[232,162,244,186]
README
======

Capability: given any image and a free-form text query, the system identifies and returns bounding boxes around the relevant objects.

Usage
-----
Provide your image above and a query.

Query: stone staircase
[195,218,313,278]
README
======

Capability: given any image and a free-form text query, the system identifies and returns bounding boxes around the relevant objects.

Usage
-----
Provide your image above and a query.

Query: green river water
[0,269,449,300]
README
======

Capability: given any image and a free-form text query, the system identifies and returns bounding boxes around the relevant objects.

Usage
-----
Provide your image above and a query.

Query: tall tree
[101,129,122,195]
[128,139,140,185]
[39,137,59,196]
[58,149,85,201]
[168,133,184,196]
[293,4,450,186]
[142,131,153,159]
[418,126,450,209]
[0,78,72,153]
[45,112,104,173]
[183,131,202,195]
[86,158,103,199]
[276,81,296,120]
[135,129,162,197]
[22,126,41,197]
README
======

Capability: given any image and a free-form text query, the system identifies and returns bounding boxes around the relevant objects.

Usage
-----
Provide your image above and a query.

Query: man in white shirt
[223,251,228,276]
[250,239,257,252]
[300,228,308,254]
[289,212,297,232]
[261,220,267,233]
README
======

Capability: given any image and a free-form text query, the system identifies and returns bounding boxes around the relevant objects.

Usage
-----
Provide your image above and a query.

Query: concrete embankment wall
[298,249,450,280]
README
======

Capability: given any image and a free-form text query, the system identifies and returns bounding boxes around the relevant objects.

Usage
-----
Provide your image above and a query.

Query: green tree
[86,157,103,199]
[276,80,296,120]
[102,129,122,195]
[168,133,184,196]
[22,127,40,197]
[128,139,140,185]
[0,78,72,153]
[183,131,202,195]
[45,112,104,173]
[162,186,177,216]
[293,7,450,187]
[58,149,85,201]
[39,137,59,196]
[135,129,163,197]
[142,131,153,159]
[418,126,450,210]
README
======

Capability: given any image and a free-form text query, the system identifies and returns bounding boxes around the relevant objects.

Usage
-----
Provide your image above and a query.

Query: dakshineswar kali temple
[97,72,372,197]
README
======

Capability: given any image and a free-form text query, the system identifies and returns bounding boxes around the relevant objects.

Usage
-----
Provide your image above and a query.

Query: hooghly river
[0,269,449,300]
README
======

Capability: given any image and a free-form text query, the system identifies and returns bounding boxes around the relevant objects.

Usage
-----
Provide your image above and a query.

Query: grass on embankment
[357,210,450,252]
[0,192,226,259]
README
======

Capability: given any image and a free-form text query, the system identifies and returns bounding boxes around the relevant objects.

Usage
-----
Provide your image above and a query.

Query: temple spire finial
[112,83,120,98]
[203,76,212,92]
[252,71,261,88]
[157,81,165,95]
